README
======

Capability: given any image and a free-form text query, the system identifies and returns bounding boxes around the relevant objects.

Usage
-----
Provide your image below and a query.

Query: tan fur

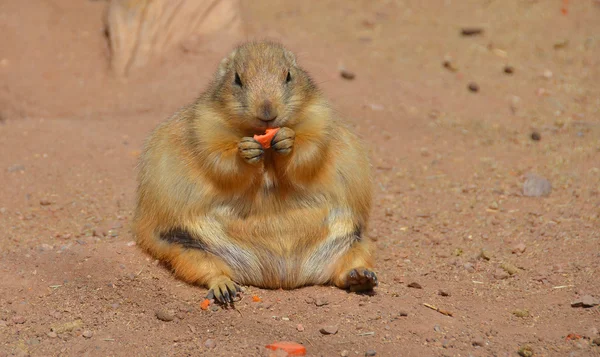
[133,41,375,296]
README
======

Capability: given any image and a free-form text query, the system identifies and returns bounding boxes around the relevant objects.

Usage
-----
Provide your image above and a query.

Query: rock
[315,298,329,307]
[472,338,485,347]
[504,65,514,74]
[530,132,541,141]
[12,315,26,324]
[501,262,519,276]
[341,350,350,357]
[82,330,93,338]
[407,282,422,289]
[438,290,450,297]
[365,350,377,356]
[340,69,356,80]
[518,345,534,357]
[464,263,475,273]
[512,309,530,318]
[433,324,442,332]
[542,69,553,79]
[512,243,527,255]
[51,320,82,334]
[38,244,54,252]
[461,27,484,36]
[398,311,409,317]
[296,324,304,332]
[320,325,339,335]
[479,249,492,261]
[571,295,600,308]
[39,199,52,206]
[468,82,479,93]
[494,269,510,280]
[47,331,58,338]
[523,174,552,197]
[7,164,25,173]
[204,339,216,349]
[155,309,174,322]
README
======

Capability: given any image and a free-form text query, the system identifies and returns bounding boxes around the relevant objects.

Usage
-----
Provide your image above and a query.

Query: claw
[222,289,231,303]
[206,290,215,300]
[349,270,358,279]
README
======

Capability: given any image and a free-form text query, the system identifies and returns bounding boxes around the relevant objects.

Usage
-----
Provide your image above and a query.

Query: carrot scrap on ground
[265,341,307,356]
[565,333,582,341]
[252,295,262,302]
[561,0,568,15]
[423,303,453,317]
[253,128,280,149]
[200,299,211,310]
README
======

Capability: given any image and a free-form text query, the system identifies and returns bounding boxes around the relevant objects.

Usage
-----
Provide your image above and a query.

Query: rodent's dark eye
[286,71,292,83]
[234,72,243,87]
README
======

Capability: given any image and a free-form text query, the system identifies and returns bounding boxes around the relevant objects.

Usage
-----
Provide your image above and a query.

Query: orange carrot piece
[200,299,211,310]
[252,295,261,302]
[253,128,280,149]
[265,342,307,356]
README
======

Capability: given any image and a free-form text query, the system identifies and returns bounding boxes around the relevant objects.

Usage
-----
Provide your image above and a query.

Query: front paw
[271,127,295,156]
[344,267,378,293]
[238,137,264,165]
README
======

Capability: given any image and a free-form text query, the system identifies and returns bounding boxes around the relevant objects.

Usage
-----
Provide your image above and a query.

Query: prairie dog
[133,41,377,303]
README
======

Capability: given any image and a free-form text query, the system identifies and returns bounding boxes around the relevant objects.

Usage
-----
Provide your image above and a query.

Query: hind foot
[206,277,242,304]
[344,267,378,292]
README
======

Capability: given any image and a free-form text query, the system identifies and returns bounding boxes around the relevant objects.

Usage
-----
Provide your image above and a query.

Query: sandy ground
[1,0,600,356]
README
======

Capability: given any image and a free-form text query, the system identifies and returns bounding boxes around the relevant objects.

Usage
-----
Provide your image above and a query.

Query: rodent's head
[211,41,318,133]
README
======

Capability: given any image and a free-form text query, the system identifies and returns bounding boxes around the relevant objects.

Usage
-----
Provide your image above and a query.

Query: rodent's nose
[257,99,278,122]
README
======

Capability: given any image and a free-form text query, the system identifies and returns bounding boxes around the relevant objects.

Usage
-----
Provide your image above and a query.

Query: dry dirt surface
[1,1,600,356]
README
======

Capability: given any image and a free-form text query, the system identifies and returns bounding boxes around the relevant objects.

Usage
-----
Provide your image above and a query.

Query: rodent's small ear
[217,49,238,78]
[283,49,297,66]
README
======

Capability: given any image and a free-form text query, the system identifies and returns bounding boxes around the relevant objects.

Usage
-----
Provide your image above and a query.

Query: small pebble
[204,339,216,349]
[530,132,541,141]
[512,309,530,318]
[438,290,450,297]
[341,350,350,357]
[39,199,52,206]
[494,269,510,280]
[155,309,175,322]
[296,324,305,332]
[512,243,527,255]
[407,282,422,289]
[12,316,26,324]
[315,298,329,307]
[518,345,534,357]
[472,338,485,347]
[365,349,377,356]
[398,311,409,317]
[504,65,514,74]
[468,82,479,92]
[480,249,492,261]
[340,69,356,80]
[47,331,58,338]
[571,295,600,308]
[543,69,553,79]
[461,27,484,36]
[523,174,552,197]
[7,164,25,173]
[320,325,339,335]
[82,330,93,338]
[464,263,475,273]
[433,324,442,333]
[501,262,519,276]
